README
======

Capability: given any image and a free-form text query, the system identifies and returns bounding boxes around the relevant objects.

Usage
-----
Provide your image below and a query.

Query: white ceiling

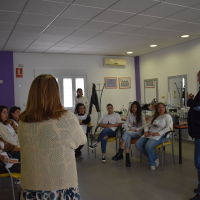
[1,0,200,56]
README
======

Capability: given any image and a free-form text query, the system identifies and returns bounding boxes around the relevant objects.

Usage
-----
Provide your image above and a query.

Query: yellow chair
[0,160,20,200]
[140,128,176,170]
[93,126,122,158]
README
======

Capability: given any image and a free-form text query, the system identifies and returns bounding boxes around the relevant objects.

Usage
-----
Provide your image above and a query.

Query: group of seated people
[88,101,173,170]
[0,106,21,175]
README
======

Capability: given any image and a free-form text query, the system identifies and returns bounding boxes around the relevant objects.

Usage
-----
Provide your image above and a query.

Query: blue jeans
[135,137,167,166]
[97,128,116,154]
[122,131,140,149]
[195,139,200,194]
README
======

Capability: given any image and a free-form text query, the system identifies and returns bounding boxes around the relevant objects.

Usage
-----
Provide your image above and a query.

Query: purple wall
[0,52,15,109]
[134,56,141,101]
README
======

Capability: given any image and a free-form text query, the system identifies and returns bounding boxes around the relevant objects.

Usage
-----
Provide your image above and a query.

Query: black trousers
[7,152,21,161]
[0,163,21,174]
[75,145,84,155]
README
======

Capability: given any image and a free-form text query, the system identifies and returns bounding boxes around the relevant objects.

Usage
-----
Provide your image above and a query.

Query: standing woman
[75,88,89,113]
[18,74,87,200]
[9,106,21,127]
[112,101,146,167]
[135,103,173,170]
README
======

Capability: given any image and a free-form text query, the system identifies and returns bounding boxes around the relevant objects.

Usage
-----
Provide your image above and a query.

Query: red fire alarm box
[16,68,23,78]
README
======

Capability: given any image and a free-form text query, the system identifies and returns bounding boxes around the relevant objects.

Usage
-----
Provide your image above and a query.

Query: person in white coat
[112,101,146,167]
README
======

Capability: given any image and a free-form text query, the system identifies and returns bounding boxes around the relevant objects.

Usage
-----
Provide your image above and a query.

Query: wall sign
[16,68,23,78]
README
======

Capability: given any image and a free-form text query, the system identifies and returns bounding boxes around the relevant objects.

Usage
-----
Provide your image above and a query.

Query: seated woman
[135,102,173,170]
[0,136,20,174]
[75,103,91,159]
[89,104,121,163]
[112,101,146,167]
[9,106,21,133]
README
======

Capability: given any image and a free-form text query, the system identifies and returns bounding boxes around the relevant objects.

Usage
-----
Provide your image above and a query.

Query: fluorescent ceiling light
[150,44,157,47]
[181,35,189,38]
[127,52,133,54]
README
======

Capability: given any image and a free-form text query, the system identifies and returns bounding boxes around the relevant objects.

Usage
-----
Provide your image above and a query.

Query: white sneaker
[102,155,106,163]
[150,166,156,170]
[155,158,159,167]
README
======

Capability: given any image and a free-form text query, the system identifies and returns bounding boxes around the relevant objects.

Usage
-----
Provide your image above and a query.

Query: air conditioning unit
[104,58,126,67]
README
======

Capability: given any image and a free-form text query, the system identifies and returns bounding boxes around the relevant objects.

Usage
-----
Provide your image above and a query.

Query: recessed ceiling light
[150,45,157,47]
[127,52,133,54]
[181,35,189,38]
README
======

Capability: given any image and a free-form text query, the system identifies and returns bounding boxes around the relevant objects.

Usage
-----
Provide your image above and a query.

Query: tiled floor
[0,138,197,200]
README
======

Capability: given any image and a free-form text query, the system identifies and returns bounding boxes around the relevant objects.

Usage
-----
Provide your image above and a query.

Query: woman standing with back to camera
[18,74,87,200]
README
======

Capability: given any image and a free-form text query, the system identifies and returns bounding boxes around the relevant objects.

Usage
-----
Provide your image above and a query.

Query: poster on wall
[145,80,155,88]
[105,77,117,89]
[119,77,131,89]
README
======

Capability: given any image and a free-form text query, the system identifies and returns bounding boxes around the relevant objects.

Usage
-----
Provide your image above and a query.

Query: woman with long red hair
[18,74,87,200]
[135,103,173,170]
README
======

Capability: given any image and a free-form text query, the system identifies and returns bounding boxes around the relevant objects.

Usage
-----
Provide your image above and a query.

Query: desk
[173,124,188,164]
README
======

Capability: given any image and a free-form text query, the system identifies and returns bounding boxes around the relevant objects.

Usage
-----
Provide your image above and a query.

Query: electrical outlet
[0,80,3,83]
[161,95,165,98]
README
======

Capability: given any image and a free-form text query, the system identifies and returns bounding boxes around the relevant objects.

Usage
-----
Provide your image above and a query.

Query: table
[173,124,188,164]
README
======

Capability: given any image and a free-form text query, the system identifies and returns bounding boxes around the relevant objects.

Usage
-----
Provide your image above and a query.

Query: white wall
[140,38,200,104]
[13,53,136,126]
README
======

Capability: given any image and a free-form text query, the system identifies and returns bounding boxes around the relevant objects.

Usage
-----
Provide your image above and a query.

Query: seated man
[89,104,121,163]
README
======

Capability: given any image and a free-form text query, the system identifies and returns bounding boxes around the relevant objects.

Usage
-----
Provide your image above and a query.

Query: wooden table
[173,124,188,164]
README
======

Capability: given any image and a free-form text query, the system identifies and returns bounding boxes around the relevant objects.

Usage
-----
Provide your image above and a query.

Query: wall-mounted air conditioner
[103,58,126,67]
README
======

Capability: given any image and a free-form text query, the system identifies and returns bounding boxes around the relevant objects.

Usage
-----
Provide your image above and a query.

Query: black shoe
[194,189,198,193]
[75,151,82,159]
[102,155,106,163]
[126,153,131,167]
[189,194,200,200]
[112,150,124,161]
[89,143,97,150]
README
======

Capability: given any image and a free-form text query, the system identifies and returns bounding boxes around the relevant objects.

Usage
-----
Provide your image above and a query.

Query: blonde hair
[20,74,67,122]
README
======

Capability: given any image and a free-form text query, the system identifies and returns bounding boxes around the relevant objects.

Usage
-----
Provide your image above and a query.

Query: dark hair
[151,102,167,124]
[75,103,85,114]
[0,105,9,125]
[130,101,142,124]
[76,88,82,98]
[9,106,21,120]
[106,104,113,109]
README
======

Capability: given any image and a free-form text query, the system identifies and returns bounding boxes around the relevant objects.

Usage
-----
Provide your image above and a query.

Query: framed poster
[119,77,131,89]
[105,77,117,89]
[145,80,155,88]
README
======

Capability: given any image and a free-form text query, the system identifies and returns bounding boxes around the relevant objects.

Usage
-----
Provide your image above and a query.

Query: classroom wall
[140,38,200,104]
[13,53,136,126]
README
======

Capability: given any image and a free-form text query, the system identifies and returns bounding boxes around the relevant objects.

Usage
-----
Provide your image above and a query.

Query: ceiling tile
[109,0,159,13]
[24,0,68,16]
[163,0,200,7]
[69,29,101,37]
[80,20,116,31]
[168,8,200,22]
[45,0,72,3]
[10,31,38,40]
[75,43,98,48]
[122,14,161,26]
[72,0,118,9]
[6,39,34,45]
[130,27,163,36]
[169,22,200,32]
[0,11,20,23]
[0,23,15,32]
[18,13,55,26]
[141,2,187,18]
[62,36,89,43]
[106,24,141,33]
[53,41,79,47]
[93,10,134,23]
[4,44,29,52]
[32,40,58,46]
[191,17,200,24]
[0,0,27,12]
[0,31,11,42]
[60,4,103,20]
[151,29,187,38]
[37,34,67,41]
[46,46,72,52]
[147,18,185,29]
[192,4,200,9]
[44,26,76,35]
[50,17,88,28]
[14,24,46,34]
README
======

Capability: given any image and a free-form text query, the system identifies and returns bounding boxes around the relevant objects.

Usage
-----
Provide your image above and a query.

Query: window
[75,78,85,96]
[63,78,73,108]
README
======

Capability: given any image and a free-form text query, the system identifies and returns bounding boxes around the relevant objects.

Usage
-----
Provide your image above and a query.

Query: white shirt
[75,96,89,113]
[5,124,18,142]
[99,112,121,131]
[124,113,146,136]
[0,141,13,168]
[143,114,173,140]
[75,114,88,134]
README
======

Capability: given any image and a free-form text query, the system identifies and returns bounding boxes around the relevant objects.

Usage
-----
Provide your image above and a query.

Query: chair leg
[172,143,176,165]
[0,177,2,190]
[162,146,164,171]
[140,152,142,163]
[95,148,96,158]
[116,138,118,154]
[87,134,89,158]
